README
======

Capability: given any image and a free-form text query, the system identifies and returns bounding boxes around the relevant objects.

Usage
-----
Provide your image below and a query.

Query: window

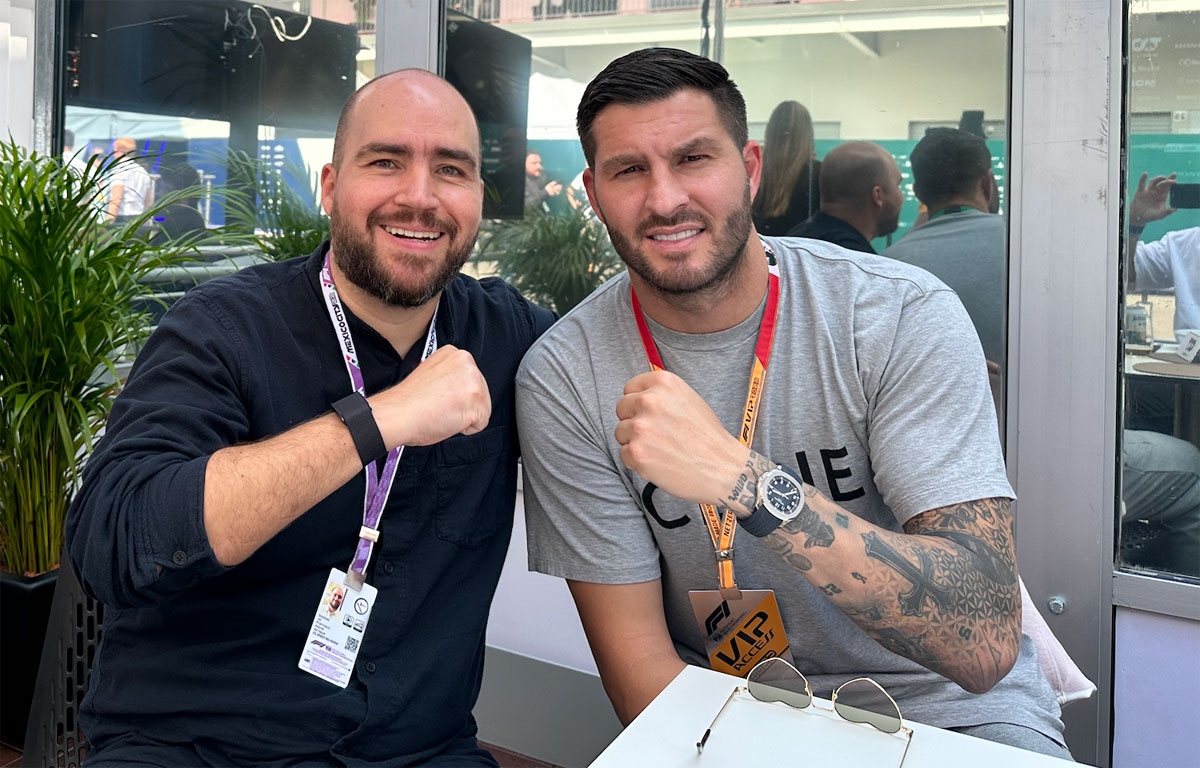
[1118,6,1200,582]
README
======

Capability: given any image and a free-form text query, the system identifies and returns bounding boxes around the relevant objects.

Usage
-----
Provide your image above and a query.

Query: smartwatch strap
[332,392,387,467]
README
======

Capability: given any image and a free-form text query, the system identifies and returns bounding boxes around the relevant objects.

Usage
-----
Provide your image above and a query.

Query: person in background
[150,159,208,243]
[882,128,1005,367]
[524,150,563,210]
[67,69,555,767]
[787,140,903,253]
[751,100,820,236]
[1127,171,1198,334]
[62,128,87,174]
[105,137,154,223]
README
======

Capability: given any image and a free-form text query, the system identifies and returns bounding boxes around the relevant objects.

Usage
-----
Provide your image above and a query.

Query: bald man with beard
[67,70,555,767]
[787,140,905,253]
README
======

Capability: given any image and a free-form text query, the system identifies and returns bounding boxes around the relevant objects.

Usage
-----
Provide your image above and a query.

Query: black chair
[22,552,104,768]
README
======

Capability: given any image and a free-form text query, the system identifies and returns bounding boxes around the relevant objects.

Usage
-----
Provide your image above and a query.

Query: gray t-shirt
[881,209,1007,366]
[516,236,1062,742]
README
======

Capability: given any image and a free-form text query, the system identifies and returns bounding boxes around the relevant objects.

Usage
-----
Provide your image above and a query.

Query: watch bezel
[756,466,805,522]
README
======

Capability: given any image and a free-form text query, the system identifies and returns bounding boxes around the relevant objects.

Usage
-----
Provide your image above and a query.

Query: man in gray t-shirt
[517,48,1067,759]
[882,128,1006,367]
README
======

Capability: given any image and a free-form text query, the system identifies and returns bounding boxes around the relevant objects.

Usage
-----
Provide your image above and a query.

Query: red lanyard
[630,260,781,591]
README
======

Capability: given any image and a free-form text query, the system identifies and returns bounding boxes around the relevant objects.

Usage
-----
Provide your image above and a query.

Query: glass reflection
[1119,6,1200,580]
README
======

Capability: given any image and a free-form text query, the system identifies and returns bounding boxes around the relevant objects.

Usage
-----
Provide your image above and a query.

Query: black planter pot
[0,569,57,749]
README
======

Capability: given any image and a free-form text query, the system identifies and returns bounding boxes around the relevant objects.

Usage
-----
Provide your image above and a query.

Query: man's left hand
[614,371,749,507]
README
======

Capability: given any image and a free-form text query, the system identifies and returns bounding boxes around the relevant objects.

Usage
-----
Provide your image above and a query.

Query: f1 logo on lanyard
[629,240,795,677]
[298,253,438,688]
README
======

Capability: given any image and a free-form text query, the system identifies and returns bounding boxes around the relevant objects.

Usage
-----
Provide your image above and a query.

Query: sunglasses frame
[697,658,913,768]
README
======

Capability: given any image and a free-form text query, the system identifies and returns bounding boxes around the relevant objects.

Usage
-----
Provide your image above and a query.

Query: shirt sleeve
[66,291,246,608]
[865,288,1015,525]
[516,349,662,585]
[1132,237,1176,291]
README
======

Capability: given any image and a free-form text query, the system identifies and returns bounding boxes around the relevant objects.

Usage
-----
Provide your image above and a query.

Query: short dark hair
[910,128,992,208]
[576,47,748,167]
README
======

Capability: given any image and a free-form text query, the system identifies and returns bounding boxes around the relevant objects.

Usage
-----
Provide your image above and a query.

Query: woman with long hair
[752,100,821,236]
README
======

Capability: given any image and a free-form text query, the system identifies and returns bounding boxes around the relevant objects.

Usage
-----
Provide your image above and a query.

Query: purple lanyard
[320,254,438,586]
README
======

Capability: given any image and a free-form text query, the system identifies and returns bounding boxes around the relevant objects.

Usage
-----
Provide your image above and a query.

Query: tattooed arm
[727,450,1021,694]
[613,370,1020,693]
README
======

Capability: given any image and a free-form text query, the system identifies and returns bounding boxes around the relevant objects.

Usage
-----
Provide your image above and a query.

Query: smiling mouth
[383,225,444,242]
[648,229,703,242]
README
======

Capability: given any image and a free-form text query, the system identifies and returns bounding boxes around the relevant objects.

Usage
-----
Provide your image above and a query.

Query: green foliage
[0,141,196,575]
[479,206,622,316]
[223,151,329,261]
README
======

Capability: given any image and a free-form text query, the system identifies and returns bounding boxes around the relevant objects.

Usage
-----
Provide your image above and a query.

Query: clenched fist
[369,345,491,447]
[614,371,750,507]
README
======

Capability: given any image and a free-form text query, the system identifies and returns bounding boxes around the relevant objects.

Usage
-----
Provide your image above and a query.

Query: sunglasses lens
[833,678,903,734]
[746,658,812,708]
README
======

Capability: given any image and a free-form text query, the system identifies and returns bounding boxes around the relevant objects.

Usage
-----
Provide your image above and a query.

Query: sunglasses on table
[697,657,914,767]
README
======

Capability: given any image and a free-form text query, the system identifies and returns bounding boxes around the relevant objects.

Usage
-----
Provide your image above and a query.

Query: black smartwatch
[332,392,387,467]
[740,464,806,538]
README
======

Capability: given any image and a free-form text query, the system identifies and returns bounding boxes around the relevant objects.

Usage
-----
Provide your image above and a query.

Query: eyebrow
[598,136,725,175]
[355,142,479,173]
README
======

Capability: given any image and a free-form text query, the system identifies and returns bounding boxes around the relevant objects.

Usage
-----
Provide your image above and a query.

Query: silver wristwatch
[740,465,805,537]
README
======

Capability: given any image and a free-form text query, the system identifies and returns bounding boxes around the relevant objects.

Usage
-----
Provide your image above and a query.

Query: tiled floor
[0,742,558,768]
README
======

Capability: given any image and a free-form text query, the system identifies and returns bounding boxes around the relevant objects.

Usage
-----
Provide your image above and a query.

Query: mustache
[636,210,712,238]
[366,208,458,236]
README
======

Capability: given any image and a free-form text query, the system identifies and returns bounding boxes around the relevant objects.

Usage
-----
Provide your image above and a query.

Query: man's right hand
[370,345,492,448]
[1130,172,1177,228]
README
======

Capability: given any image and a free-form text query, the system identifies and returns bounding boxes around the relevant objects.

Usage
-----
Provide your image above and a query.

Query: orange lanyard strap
[630,259,782,590]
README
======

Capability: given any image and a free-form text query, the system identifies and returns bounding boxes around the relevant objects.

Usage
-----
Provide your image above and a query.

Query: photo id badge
[689,588,793,677]
[298,568,377,688]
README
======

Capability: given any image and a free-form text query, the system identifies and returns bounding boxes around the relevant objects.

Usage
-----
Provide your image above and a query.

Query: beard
[330,207,477,308]
[606,183,753,299]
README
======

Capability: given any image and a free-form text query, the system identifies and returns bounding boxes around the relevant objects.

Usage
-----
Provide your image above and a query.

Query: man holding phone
[1128,171,1199,333]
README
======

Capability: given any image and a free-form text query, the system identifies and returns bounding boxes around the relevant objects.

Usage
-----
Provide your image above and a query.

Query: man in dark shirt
[66,69,555,767]
[786,141,903,253]
[523,151,562,210]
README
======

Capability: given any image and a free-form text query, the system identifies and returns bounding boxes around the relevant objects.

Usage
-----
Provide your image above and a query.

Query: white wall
[728,26,1008,139]
[0,0,36,148]
[1112,608,1200,768]
[528,26,1007,140]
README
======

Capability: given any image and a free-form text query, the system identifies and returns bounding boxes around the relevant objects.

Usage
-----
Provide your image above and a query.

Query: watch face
[765,474,802,516]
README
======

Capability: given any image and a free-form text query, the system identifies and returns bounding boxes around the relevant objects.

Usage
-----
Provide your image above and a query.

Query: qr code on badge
[344,636,359,653]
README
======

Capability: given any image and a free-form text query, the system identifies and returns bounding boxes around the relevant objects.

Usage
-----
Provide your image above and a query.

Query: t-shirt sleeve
[866,288,1015,525]
[1133,238,1175,291]
[516,346,662,585]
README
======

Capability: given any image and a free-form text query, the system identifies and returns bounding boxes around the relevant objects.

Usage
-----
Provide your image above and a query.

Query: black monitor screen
[66,0,356,132]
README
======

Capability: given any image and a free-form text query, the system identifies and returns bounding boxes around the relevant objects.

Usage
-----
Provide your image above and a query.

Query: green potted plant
[478,204,622,316]
[223,150,330,262]
[0,140,198,746]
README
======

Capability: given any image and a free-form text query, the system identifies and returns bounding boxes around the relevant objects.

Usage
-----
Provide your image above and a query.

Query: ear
[744,140,763,202]
[582,167,606,225]
[980,173,994,204]
[871,185,886,210]
[320,163,336,217]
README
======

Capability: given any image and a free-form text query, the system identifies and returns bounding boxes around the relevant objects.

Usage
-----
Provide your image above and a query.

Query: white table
[589,666,1075,768]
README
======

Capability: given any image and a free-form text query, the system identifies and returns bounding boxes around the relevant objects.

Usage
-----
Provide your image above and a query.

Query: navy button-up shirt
[66,243,555,767]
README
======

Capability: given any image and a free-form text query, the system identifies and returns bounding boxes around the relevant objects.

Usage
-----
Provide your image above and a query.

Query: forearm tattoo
[759,489,1022,693]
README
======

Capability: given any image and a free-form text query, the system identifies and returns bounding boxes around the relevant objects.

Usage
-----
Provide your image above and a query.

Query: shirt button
[365,661,376,674]
[383,561,394,575]
[172,550,187,566]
